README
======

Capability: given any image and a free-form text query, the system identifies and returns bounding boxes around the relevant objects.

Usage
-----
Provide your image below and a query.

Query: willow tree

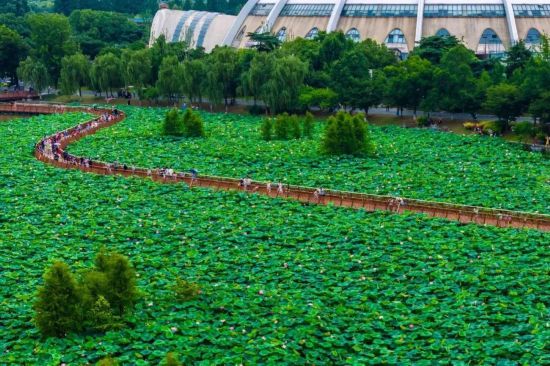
[121,48,151,92]
[262,54,308,113]
[59,53,89,97]
[90,52,123,97]
[17,57,49,96]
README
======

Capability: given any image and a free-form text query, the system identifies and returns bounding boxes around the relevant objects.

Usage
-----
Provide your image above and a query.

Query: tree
[241,52,273,105]
[70,10,144,58]
[157,55,182,100]
[302,112,314,138]
[34,261,83,337]
[59,53,90,97]
[163,353,182,366]
[505,40,532,78]
[260,118,273,141]
[298,87,338,112]
[246,32,281,52]
[274,113,290,140]
[182,108,205,137]
[0,25,27,83]
[17,57,49,95]
[484,83,524,130]
[163,108,185,136]
[262,55,308,113]
[91,53,123,96]
[182,59,207,103]
[529,92,550,125]
[54,0,79,15]
[410,35,460,64]
[121,49,151,91]
[208,47,240,107]
[322,112,374,156]
[26,13,77,85]
[330,40,394,113]
[96,357,119,366]
[384,56,433,114]
[92,250,137,315]
[425,46,479,116]
[0,0,29,16]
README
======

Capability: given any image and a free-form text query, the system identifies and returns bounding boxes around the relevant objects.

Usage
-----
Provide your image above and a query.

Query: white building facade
[150,1,550,57]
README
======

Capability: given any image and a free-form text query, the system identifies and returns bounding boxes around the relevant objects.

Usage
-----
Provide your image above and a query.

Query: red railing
[5,102,547,232]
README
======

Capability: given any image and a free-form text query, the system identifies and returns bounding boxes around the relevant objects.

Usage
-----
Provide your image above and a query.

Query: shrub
[92,249,137,315]
[89,295,121,332]
[463,122,476,130]
[513,121,534,136]
[163,109,185,136]
[260,118,273,141]
[416,116,430,127]
[322,111,375,156]
[182,108,205,138]
[302,112,314,138]
[34,261,83,337]
[479,120,502,135]
[289,114,302,139]
[274,113,290,140]
[172,278,201,301]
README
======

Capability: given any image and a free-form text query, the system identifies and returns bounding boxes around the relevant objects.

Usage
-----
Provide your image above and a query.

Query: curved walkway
[3,102,549,231]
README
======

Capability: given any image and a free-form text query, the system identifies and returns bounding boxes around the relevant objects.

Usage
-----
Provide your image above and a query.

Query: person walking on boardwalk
[266,182,272,194]
[277,182,284,195]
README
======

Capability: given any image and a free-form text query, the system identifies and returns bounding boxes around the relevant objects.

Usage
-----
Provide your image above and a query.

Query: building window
[341,4,417,17]
[424,4,505,17]
[526,28,541,44]
[250,3,275,16]
[436,28,451,37]
[305,27,319,40]
[513,4,550,17]
[276,27,287,42]
[477,28,505,56]
[280,4,334,17]
[346,28,361,42]
[385,29,406,44]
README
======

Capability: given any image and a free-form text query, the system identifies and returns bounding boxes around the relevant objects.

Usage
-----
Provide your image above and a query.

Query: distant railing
[5,101,548,232]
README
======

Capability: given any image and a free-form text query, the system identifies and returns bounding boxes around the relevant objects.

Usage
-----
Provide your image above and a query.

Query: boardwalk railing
[4,102,548,231]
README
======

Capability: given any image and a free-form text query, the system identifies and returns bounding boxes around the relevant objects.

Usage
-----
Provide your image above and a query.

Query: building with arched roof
[150,1,550,57]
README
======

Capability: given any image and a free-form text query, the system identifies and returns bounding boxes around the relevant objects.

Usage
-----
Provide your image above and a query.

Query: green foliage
[302,112,314,138]
[26,13,77,83]
[0,24,27,82]
[90,52,123,96]
[96,356,119,366]
[164,108,205,138]
[162,352,182,366]
[512,121,535,136]
[272,113,308,140]
[246,32,281,52]
[34,261,83,337]
[484,83,524,128]
[299,87,338,112]
[163,109,185,137]
[410,35,460,64]
[289,114,302,139]
[260,117,273,141]
[416,115,430,127]
[1,110,549,363]
[17,56,49,93]
[322,111,374,156]
[181,108,205,138]
[171,278,200,302]
[59,53,89,97]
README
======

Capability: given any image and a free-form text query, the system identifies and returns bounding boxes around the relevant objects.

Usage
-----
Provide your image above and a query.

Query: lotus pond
[0,112,548,364]
[68,106,550,214]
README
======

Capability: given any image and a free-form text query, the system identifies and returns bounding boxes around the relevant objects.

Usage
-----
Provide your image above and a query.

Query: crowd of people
[37,108,121,168]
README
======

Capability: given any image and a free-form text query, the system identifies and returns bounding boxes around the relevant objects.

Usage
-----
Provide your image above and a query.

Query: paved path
[3,102,548,231]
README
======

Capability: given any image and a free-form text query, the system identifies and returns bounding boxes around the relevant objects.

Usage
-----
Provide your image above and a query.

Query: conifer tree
[260,118,273,141]
[34,261,83,337]
[302,112,314,138]
[182,108,205,137]
[289,114,302,139]
[163,108,185,136]
[322,111,375,156]
[274,113,289,140]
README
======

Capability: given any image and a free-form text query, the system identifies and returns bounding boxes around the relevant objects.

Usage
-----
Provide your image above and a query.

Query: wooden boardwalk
[3,102,549,232]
